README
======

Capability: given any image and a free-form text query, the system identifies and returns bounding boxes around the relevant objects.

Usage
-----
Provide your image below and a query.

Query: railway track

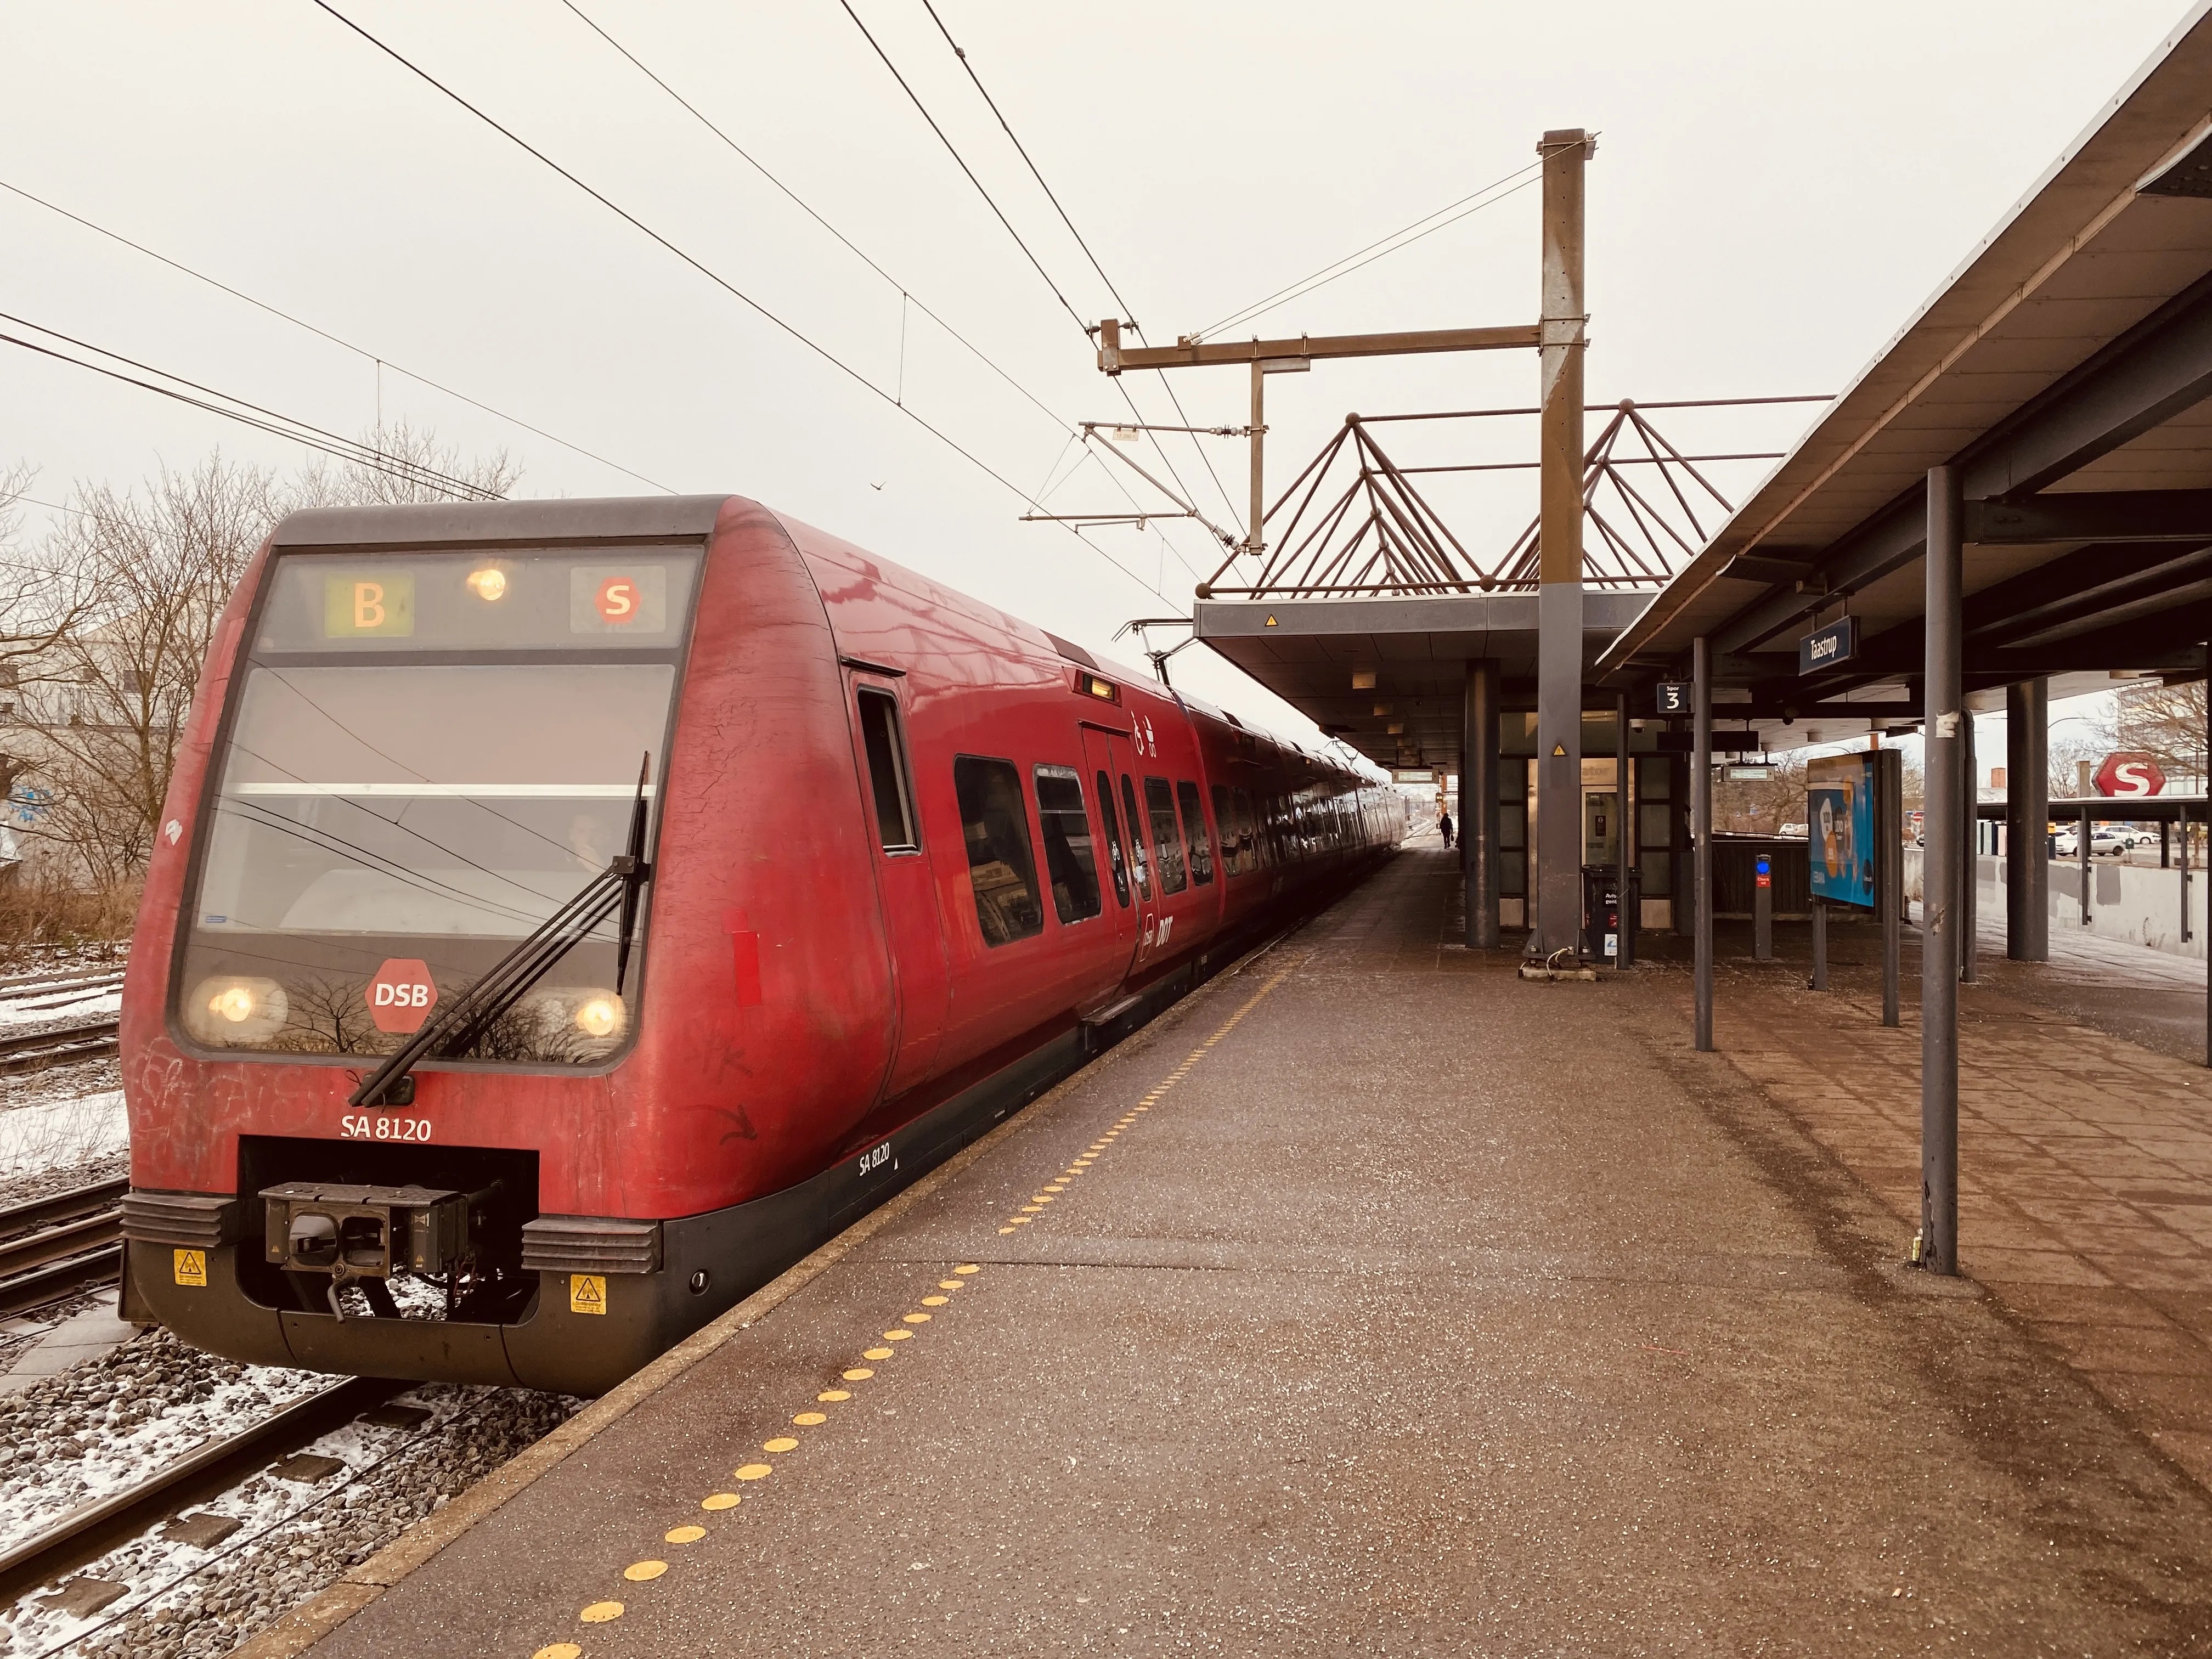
[0,1375,403,1607]
[0,968,126,1007]
[0,1015,121,1076]
[0,1176,128,1318]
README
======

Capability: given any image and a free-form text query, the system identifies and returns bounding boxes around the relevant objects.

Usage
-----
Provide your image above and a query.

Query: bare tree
[26,454,277,883]
[285,420,517,509]
[2113,678,2207,791]
[1712,751,1811,834]
[16,425,521,885]
[2046,707,2118,800]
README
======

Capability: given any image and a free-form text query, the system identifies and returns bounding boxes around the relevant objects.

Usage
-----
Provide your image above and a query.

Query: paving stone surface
[1692,896,2212,1506]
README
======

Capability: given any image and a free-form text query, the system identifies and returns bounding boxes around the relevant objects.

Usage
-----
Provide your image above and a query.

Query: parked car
[2053,828,2129,858]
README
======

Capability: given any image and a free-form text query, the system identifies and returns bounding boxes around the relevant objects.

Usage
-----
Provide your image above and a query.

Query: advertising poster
[1807,753,1877,909]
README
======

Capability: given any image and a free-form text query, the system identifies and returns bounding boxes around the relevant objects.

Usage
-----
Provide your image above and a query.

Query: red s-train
[118,495,1401,1393]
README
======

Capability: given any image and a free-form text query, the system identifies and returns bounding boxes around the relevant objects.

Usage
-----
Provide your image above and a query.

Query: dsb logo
[365,958,439,1034]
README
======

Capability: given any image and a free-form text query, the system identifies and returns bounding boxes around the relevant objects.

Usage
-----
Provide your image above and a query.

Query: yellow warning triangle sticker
[1263,613,1278,627]
[1551,742,1568,757]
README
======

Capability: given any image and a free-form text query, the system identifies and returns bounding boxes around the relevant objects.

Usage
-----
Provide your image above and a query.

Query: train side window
[1143,776,1189,894]
[1034,765,1103,924]
[1119,774,1153,899]
[856,689,918,853]
[1096,769,1132,907]
[952,755,1043,946]
[1232,787,1255,874]
[1177,781,1215,885]
[1210,784,1235,876]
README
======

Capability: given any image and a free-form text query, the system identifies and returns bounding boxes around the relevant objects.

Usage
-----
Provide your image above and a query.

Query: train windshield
[173,546,701,1065]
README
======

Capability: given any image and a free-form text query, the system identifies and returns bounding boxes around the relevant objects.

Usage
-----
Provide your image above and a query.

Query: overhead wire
[910,0,1243,534]
[550,2,1192,561]
[833,0,1218,574]
[832,0,1089,333]
[0,312,504,500]
[554,1,1074,443]
[0,177,672,493]
[303,0,1174,607]
[1198,161,1547,342]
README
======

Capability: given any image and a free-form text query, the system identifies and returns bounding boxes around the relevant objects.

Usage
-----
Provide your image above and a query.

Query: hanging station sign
[1799,614,1859,675]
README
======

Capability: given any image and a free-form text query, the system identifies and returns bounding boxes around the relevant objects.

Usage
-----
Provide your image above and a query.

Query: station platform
[264,847,2212,1656]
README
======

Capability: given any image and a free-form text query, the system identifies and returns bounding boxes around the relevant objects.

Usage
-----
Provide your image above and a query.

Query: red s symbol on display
[596,577,639,623]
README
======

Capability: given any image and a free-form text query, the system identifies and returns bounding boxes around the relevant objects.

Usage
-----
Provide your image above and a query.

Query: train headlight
[574,994,625,1039]
[466,566,508,601]
[185,975,290,1045]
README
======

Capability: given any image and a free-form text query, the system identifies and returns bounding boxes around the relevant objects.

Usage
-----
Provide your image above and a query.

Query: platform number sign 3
[1656,683,1690,714]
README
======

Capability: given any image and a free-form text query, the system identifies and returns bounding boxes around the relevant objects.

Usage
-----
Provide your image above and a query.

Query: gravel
[0,1327,578,1659]
[0,1150,126,1214]
[0,1329,330,1553]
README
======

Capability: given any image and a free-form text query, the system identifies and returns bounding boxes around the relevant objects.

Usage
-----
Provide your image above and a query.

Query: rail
[0,1376,402,1604]
[0,1176,129,1318]
[0,1017,120,1075]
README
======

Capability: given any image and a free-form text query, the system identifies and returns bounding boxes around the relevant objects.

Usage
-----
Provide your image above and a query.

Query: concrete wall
[1905,848,2209,960]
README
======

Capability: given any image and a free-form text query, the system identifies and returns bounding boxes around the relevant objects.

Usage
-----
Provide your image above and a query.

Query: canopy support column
[1464,660,1500,949]
[1922,464,1963,1277]
[1694,634,1713,1051]
[2005,679,2048,962]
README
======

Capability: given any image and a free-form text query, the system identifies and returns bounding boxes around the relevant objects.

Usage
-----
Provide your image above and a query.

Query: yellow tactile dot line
[985,957,1304,1237]
[529,945,1299,1651]
[535,1261,996,1650]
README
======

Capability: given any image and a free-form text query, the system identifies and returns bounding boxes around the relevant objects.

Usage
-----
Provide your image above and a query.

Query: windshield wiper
[351,754,654,1108]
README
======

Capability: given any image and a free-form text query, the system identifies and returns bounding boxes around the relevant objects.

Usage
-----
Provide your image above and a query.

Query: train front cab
[123,496,913,1395]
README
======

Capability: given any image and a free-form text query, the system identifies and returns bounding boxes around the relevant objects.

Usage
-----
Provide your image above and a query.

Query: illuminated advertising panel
[1807,753,1877,909]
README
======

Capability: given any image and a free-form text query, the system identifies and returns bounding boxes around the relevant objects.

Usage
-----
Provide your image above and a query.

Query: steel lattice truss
[1199,401,1741,599]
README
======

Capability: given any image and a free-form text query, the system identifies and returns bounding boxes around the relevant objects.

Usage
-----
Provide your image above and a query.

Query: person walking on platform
[1438,810,1454,849]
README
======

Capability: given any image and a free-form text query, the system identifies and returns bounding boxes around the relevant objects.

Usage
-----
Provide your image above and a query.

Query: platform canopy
[1193,591,1650,771]
[1599,4,2212,742]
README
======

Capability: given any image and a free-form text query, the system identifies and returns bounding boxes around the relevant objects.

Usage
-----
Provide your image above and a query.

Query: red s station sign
[2093,752,2166,798]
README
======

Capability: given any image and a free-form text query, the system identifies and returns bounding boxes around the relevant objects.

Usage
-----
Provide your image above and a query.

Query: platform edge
[227,1065,1075,1659]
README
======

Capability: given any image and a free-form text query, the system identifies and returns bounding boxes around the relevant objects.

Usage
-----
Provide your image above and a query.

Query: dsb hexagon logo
[365,959,438,1034]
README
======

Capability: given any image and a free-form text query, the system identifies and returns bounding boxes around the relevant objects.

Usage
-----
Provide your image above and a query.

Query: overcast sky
[0,0,2191,743]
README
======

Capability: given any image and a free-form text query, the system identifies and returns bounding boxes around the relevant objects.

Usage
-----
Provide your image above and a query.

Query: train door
[849,676,949,1097]
[1079,725,1146,976]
